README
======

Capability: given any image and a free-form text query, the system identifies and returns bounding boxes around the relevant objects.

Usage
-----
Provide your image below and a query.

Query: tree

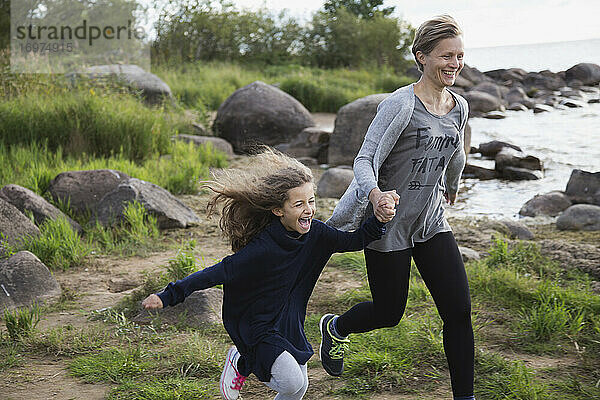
[323,0,395,19]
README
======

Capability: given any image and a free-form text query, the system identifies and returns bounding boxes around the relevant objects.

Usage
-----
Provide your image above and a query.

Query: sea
[446,38,600,220]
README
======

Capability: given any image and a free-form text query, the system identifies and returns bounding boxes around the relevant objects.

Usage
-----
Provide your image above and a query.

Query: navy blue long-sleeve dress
[157,215,385,382]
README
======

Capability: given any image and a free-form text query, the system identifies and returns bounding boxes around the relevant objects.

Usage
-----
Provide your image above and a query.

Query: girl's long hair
[203,147,314,252]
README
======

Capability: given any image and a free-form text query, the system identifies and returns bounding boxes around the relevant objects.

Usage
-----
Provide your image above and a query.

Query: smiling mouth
[443,70,456,78]
[298,217,312,230]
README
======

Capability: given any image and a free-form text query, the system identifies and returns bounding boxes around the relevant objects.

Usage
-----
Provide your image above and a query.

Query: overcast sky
[159,0,599,49]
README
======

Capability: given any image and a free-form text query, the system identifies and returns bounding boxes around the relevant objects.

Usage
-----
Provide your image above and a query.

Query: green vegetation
[3,303,41,340]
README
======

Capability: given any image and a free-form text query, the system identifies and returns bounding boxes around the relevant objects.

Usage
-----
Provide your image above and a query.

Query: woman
[320,15,475,400]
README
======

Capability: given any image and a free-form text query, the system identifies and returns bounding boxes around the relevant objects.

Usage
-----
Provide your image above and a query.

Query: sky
[145,0,600,49]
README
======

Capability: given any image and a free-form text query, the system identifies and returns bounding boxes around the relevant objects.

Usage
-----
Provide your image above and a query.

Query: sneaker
[319,314,350,377]
[220,346,246,400]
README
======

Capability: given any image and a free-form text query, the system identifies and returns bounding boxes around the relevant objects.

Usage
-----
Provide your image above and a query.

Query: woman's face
[418,35,464,88]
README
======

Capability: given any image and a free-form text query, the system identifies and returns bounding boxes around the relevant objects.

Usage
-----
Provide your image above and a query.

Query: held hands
[369,188,400,223]
[142,294,164,310]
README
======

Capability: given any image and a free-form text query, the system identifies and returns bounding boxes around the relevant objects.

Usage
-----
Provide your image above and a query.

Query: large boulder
[504,87,535,108]
[173,135,234,157]
[133,288,223,327]
[519,191,572,217]
[0,251,61,310]
[474,140,522,157]
[47,170,130,216]
[275,127,330,165]
[0,198,40,253]
[69,64,173,105]
[327,93,390,166]
[471,81,508,102]
[213,81,315,153]
[95,178,200,229]
[460,65,488,85]
[484,68,527,84]
[0,184,82,235]
[556,204,600,231]
[495,147,543,171]
[522,70,565,91]
[565,63,600,86]
[317,168,354,199]
[564,169,600,205]
[462,90,503,114]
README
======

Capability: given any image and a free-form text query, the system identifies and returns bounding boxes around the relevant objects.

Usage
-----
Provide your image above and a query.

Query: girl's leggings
[265,351,308,400]
[335,231,474,398]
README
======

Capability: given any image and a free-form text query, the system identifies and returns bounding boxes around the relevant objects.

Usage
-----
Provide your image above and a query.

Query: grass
[152,61,415,114]
[3,303,41,340]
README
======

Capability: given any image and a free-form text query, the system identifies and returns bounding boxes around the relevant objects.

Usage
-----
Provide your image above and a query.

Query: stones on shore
[468,140,543,182]
[328,93,390,166]
[519,191,572,217]
[133,288,223,327]
[0,197,40,255]
[565,63,600,86]
[213,81,316,153]
[0,251,61,310]
[564,169,600,205]
[556,204,600,231]
[275,127,330,164]
[316,167,354,198]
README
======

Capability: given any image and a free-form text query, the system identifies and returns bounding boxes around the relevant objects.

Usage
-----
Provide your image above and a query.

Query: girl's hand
[142,294,163,309]
[374,190,399,223]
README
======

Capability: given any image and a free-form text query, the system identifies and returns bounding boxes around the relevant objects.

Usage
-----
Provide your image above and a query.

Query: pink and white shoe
[220,346,246,399]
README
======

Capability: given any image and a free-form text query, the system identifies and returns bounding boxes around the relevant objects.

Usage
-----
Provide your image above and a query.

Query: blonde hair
[203,147,314,252]
[411,15,463,72]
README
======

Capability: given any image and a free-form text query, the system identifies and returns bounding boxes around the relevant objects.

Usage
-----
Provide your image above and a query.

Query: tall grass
[152,61,415,113]
[3,303,41,340]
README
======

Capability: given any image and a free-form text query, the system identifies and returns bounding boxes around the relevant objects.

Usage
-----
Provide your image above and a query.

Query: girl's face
[417,35,464,88]
[272,182,316,234]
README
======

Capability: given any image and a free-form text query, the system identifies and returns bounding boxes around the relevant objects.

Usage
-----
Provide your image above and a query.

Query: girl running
[142,148,397,400]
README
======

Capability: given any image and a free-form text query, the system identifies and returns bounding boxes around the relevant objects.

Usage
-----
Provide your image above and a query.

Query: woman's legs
[335,247,412,336]
[412,231,474,398]
[265,351,308,400]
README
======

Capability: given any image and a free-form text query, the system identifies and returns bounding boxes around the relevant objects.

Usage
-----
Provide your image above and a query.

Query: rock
[47,169,130,216]
[317,168,354,198]
[0,197,40,252]
[453,75,474,89]
[96,178,200,229]
[565,63,600,86]
[519,191,572,217]
[556,204,600,231]
[533,104,554,113]
[505,87,534,108]
[0,251,61,310]
[173,134,234,157]
[133,288,223,327]
[327,93,390,166]
[495,147,543,171]
[296,157,319,166]
[474,140,522,157]
[471,81,508,101]
[589,98,600,104]
[275,127,330,164]
[507,103,529,112]
[191,122,208,135]
[213,81,315,153]
[108,278,140,293]
[559,87,584,99]
[523,70,565,91]
[0,184,82,235]
[462,90,503,114]
[460,65,488,85]
[559,98,587,108]
[500,220,535,240]
[483,111,506,119]
[68,64,173,105]
[484,68,527,83]
[462,164,499,180]
[500,166,543,181]
[564,169,600,205]
[459,246,480,262]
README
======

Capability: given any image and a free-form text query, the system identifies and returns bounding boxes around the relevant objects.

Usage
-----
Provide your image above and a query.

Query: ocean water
[440,39,600,220]
[465,38,600,73]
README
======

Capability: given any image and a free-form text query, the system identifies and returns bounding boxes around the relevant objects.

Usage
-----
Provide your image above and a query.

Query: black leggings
[336,231,474,397]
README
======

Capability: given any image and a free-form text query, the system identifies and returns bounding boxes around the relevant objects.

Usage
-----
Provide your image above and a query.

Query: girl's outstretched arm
[148,261,227,308]
[320,215,386,254]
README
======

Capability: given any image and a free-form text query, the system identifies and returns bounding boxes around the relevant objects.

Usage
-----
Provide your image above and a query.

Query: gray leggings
[265,351,308,400]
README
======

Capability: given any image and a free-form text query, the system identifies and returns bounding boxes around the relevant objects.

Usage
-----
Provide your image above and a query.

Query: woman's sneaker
[220,346,246,400]
[319,314,350,377]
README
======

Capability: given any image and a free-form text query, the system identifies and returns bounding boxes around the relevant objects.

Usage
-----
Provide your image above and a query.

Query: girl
[142,148,397,400]
[320,15,476,400]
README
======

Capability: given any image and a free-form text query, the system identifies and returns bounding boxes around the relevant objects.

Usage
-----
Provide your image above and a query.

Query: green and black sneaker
[319,313,350,377]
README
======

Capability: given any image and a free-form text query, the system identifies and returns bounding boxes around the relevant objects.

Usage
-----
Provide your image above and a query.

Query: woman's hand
[444,191,457,205]
[142,294,164,310]
[369,188,400,223]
